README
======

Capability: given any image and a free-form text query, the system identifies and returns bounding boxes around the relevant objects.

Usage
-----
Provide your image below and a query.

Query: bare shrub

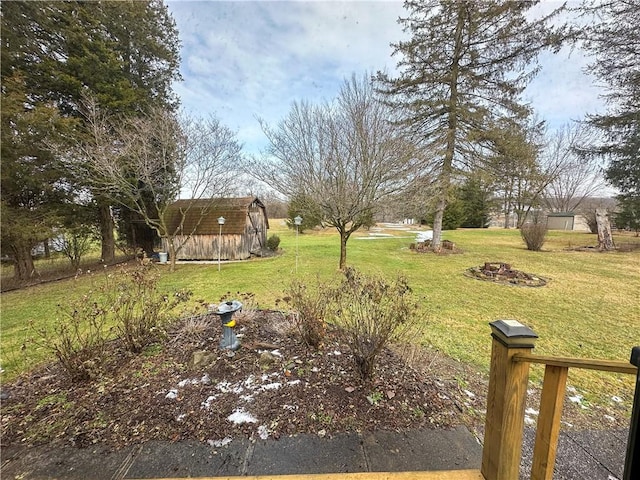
[109,263,192,353]
[31,294,111,382]
[521,220,548,251]
[170,314,214,347]
[332,268,422,380]
[283,279,328,349]
[30,263,193,381]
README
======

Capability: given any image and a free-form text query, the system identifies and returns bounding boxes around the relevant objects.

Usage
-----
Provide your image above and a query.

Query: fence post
[623,346,640,480]
[481,320,538,480]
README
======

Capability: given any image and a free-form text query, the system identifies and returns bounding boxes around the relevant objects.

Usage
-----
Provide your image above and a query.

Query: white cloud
[167,1,605,154]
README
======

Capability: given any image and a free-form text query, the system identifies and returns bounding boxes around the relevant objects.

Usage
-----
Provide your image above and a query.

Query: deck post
[624,346,640,480]
[481,320,538,480]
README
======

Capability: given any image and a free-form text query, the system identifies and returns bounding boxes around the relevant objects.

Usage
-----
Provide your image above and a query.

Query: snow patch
[568,394,583,404]
[165,389,178,399]
[228,409,258,424]
[261,382,282,391]
[208,437,233,447]
[201,395,217,409]
[258,425,270,440]
[525,408,539,416]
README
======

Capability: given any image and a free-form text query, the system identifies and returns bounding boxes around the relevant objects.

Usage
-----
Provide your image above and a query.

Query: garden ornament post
[294,215,302,273]
[212,300,242,353]
[217,216,225,272]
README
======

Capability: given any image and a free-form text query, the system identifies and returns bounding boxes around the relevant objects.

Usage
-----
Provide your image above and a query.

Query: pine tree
[377,0,567,249]
[1,1,182,277]
[581,1,640,202]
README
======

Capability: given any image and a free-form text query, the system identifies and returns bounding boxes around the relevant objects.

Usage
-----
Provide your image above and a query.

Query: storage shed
[162,197,269,261]
[546,212,576,230]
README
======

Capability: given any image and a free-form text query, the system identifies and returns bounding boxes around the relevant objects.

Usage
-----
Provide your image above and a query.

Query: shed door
[248,210,264,253]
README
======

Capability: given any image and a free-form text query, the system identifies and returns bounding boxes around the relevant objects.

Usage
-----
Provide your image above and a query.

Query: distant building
[162,197,269,260]
[546,212,576,231]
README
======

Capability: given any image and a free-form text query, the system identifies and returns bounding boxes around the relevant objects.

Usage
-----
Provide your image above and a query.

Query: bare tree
[542,123,607,212]
[253,74,417,269]
[76,100,242,271]
[484,116,566,228]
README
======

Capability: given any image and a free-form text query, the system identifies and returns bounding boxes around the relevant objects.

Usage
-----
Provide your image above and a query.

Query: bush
[108,263,192,353]
[283,279,328,350]
[266,234,281,251]
[521,221,548,251]
[32,263,193,380]
[332,268,422,380]
[32,293,111,382]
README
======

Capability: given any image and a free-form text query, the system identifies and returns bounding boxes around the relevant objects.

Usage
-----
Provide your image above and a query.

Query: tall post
[217,216,225,272]
[294,215,302,274]
[482,320,538,480]
[624,346,640,480]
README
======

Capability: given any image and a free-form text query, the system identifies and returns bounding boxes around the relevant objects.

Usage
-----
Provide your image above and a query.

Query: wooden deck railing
[482,320,639,480]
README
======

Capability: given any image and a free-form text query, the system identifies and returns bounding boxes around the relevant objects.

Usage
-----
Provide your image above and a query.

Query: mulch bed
[0,311,469,450]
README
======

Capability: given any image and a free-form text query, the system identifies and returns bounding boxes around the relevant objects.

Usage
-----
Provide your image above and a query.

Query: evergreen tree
[1,4,75,280]
[377,0,567,249]
[580,1,639,207]
[614,196,640,235]
[1,1,181,275]
[286,194,324,233]
[458,173,495,228]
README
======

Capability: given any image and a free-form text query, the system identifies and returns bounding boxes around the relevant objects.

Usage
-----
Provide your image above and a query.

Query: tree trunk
[168,237,177,273]
[431,196,446,251]
[43,239,50,259]
[432,4,464,251]
[99,202,116,263]
[11,244,36,282]
[596,208,615,251]
[339,230,349,270]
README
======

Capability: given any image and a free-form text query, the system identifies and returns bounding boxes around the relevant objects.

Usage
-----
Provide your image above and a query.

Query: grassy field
[1,221,639,405]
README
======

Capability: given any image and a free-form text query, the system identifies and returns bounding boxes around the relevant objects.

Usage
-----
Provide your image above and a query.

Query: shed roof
[165,197,268,235]
[547,212,575,217]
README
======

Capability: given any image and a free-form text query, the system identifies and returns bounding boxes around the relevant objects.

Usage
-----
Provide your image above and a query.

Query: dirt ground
[0,310,630,451]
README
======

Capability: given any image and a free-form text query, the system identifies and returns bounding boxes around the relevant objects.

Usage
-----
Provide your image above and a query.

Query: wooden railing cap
[490,319,538,348]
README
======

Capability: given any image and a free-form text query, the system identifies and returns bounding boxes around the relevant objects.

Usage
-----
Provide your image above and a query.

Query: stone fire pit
[465,262,547,287]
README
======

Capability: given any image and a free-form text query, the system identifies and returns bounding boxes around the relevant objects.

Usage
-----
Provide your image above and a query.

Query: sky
[166,1,606,156]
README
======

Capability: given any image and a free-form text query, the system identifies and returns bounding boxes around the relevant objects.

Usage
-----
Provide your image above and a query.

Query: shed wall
[546,216,575,230]
[164,233,251,261]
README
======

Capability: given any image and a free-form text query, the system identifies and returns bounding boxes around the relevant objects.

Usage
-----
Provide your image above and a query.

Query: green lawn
[2,222,638,405]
